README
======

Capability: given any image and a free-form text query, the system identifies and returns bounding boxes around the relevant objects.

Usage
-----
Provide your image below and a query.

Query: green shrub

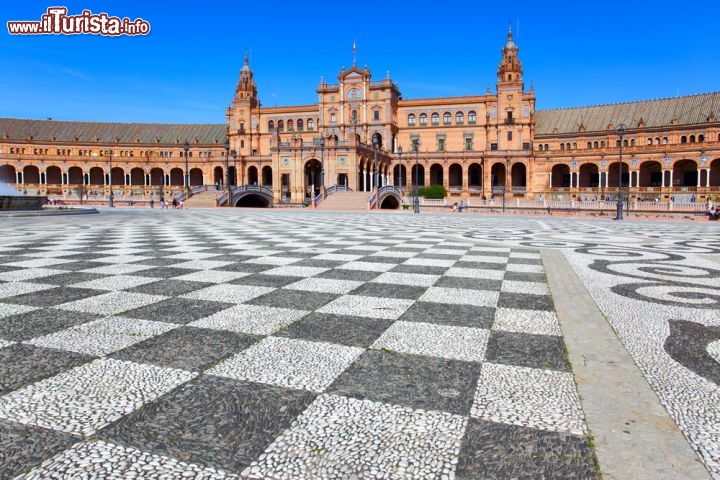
[417,185,447,199]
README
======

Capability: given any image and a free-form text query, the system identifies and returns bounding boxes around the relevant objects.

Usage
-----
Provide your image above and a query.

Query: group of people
[152,197,183,209]
[451,201,465,212]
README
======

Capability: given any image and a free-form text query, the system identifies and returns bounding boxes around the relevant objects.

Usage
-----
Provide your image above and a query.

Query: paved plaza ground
[0,209,718,479]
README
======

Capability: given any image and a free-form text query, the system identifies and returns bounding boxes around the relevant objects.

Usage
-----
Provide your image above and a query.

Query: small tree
[417,185,447,199]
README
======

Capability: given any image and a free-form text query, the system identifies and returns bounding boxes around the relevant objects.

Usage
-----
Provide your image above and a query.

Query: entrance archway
[262,166,272,186]
[248,166,258,186]
[511,163,526,189]
[551,164,570,188]
[304,159,322,197]
[672,160,698,187]
[491,163,506,187]
[578,163,599,187]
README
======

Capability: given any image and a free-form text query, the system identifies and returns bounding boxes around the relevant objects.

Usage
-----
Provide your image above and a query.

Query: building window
[587,141,592,149]
[268,120,274,131]
[419,113,427,126]
[468,111,476,124]
[680,135,687,143]
[297,119,304,131]
[431,113,439,126]
[373,110,380,121]
[490,107,497,119]
[278,120,284,132]
[351,110,358,123]
[560,144,565,151]
[443,112,451,125]
[465,137,473,151]
[330,112,336,123]
[456,112,464,124]
[508,131,513,141]
[572,142,577,149]
[490,143,497,151]
[699,134,705,142]
[689,135,696,143]
[287,119,294,131]
[408,114,416,126]
[307,118,314,130]
[438,138,445,151]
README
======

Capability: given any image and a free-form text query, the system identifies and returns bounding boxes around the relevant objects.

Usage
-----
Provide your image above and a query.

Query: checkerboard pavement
[0,220,598,479]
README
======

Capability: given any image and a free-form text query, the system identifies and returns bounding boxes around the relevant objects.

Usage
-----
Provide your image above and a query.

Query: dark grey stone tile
[247,289,338,310]
[0,265,22,275]
[508,258,543,265]
[52,253,109,261]
[111,326,259,371]
[454,261,506,271]
[316,269,380,282]
[51,261,107,271]
[99,376,316,474]
[435,276,503,291]
[136,266,195,278]
[456,419,599,479]
[0,344,94,394]
[390,264,450,276]
[350,282,426,300]
[231,274,300,288]
[121,298,233,324]
[485,331,570,372]
[292,259,345,269]
[0,420,78,479]
[327,350,481,416]
[276,312,393,348]
[399,301,495,329]
[138,257,189,267]
[2,287,104,308]
[503,271,548,283]
[30,271,107,286]
[0,308,101,341]
[217,262,274,273]
[125,279,212,296]
[498,292,555,311]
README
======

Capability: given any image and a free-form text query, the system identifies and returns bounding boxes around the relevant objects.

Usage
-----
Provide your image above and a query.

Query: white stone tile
[469,246,511,253]
[403,257,456,268]
[0,303,38,318]
[91,255,154,265]
[0,358,195,436]
[208,337,363,393]
[445,267,505,280]
[0,268,65,282]
[422,248,468,256]
[370,250,418,259]
[419,287,498,307]
[190,304,307,335]
[460,255,509,264]
[370,272,440,287]
[172,270,251,284]
[260,266,329,277]
[312,253,364,262]
[171,260,237,270]
[506,263,545,273]
[244,394,466,479]
[234,249,286,257]
[317,294,414,320]
[163,251,222,260]
[284,277,363,294]
[493,308,562,336]
[509,251,542,260]
[372,321,489,362]
[0,281,54,299]
[243,256,302,266]
[501,280,551,295]
[27,317,177,356]
[72,275,157,291]
[471,363,586,435]
[336,261,397,272]
[56,292,166,315]
[3,258,72,268]
[80,263,154,275]
[0,338,15,349]
[181,284,274,303]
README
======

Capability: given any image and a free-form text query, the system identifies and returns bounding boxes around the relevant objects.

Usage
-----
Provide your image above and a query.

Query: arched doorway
[110,167,124,186]
[551,164,570,188]
[511,163,526,190]
[23,165,40,184]
[393,164,408,188]
[491,162,506,187]
[411,164,425,187]
[429,164,443,186]
[448,164,462,190]
[248,166,258,186]
[46,166,62,185]
[262,166,273,186]
[228,166,237,186]
[608,162,630,188]
[304,159,322,197]
[214,166,224,187]
[130,168,145,186]
[578,163,599,187]
[189,168,203,186]
[150,168,164,186]
[68,167,83,185]
[371,132,383,149]
[0,164,16,183]
[89,167,104,186]
[710,158,720,187]
[169,168,184,186]
[639,161,662,187]
[468,163,482,190]
[672,160,698,187]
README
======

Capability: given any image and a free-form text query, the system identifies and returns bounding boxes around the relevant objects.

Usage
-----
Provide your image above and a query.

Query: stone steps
[183,191,219,208]
[316,191,370,211]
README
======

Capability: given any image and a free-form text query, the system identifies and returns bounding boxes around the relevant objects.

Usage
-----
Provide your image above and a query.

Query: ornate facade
[1,29,719,207]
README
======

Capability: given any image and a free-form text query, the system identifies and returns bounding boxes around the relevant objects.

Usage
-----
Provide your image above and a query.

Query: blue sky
[2,0,719,123]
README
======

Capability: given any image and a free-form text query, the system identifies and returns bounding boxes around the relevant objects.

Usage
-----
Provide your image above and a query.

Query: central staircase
[316,191,369,211]
[183,190,219,208]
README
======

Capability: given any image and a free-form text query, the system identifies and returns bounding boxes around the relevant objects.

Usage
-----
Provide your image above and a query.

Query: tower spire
[353,39,357,67]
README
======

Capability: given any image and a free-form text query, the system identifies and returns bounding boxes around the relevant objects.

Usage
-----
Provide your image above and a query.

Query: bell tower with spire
[227,50,258,158]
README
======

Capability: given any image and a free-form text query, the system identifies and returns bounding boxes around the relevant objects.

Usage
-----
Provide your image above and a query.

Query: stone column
[661,170,666,188]
[549,172,552,188]
[706,169,711,188]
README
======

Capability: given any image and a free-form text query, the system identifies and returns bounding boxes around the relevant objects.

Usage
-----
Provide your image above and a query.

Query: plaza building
[1,29,719,208]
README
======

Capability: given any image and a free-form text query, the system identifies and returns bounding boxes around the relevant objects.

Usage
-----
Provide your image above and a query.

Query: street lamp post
[183,140,190,197]
[372,135,379,190]
[397,146,403,193]
[107,152,114,208]
[615,125,625,220]
[224,140,231,206]
[319,137,325,193]
[413,140,421,213]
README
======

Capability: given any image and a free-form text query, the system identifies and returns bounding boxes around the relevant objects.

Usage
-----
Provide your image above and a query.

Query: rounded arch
[393,163,408,188]
[233,194,270,208]
[189,168,203,186]
[448,163,462,189]
[89,167,104,185]
[379,196,400,209]
[411,163,425,187]
[130,167,145,186]
[268,120,275,132]
[578,163,599,188]
[169,168,184,186]
[23,165,40,184]
[371,132,383,149]
[262,166,273,186]
[150,168,164,186]
[429,163,443,186]
[468,163,482,189]
[607,162,630,188]
[110,167,124,186]
[639,160,663,187]
[213,166,224,186]
[491,162,506,187]
[672,159,698,187]
[68,166,83,185]
[510,162,527,188]
[551,164,570,188]
[304,159,322,196]
[0,164,16,183]
[247,166,259,185]
[46,166,62,185]
[277,120,284,132]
